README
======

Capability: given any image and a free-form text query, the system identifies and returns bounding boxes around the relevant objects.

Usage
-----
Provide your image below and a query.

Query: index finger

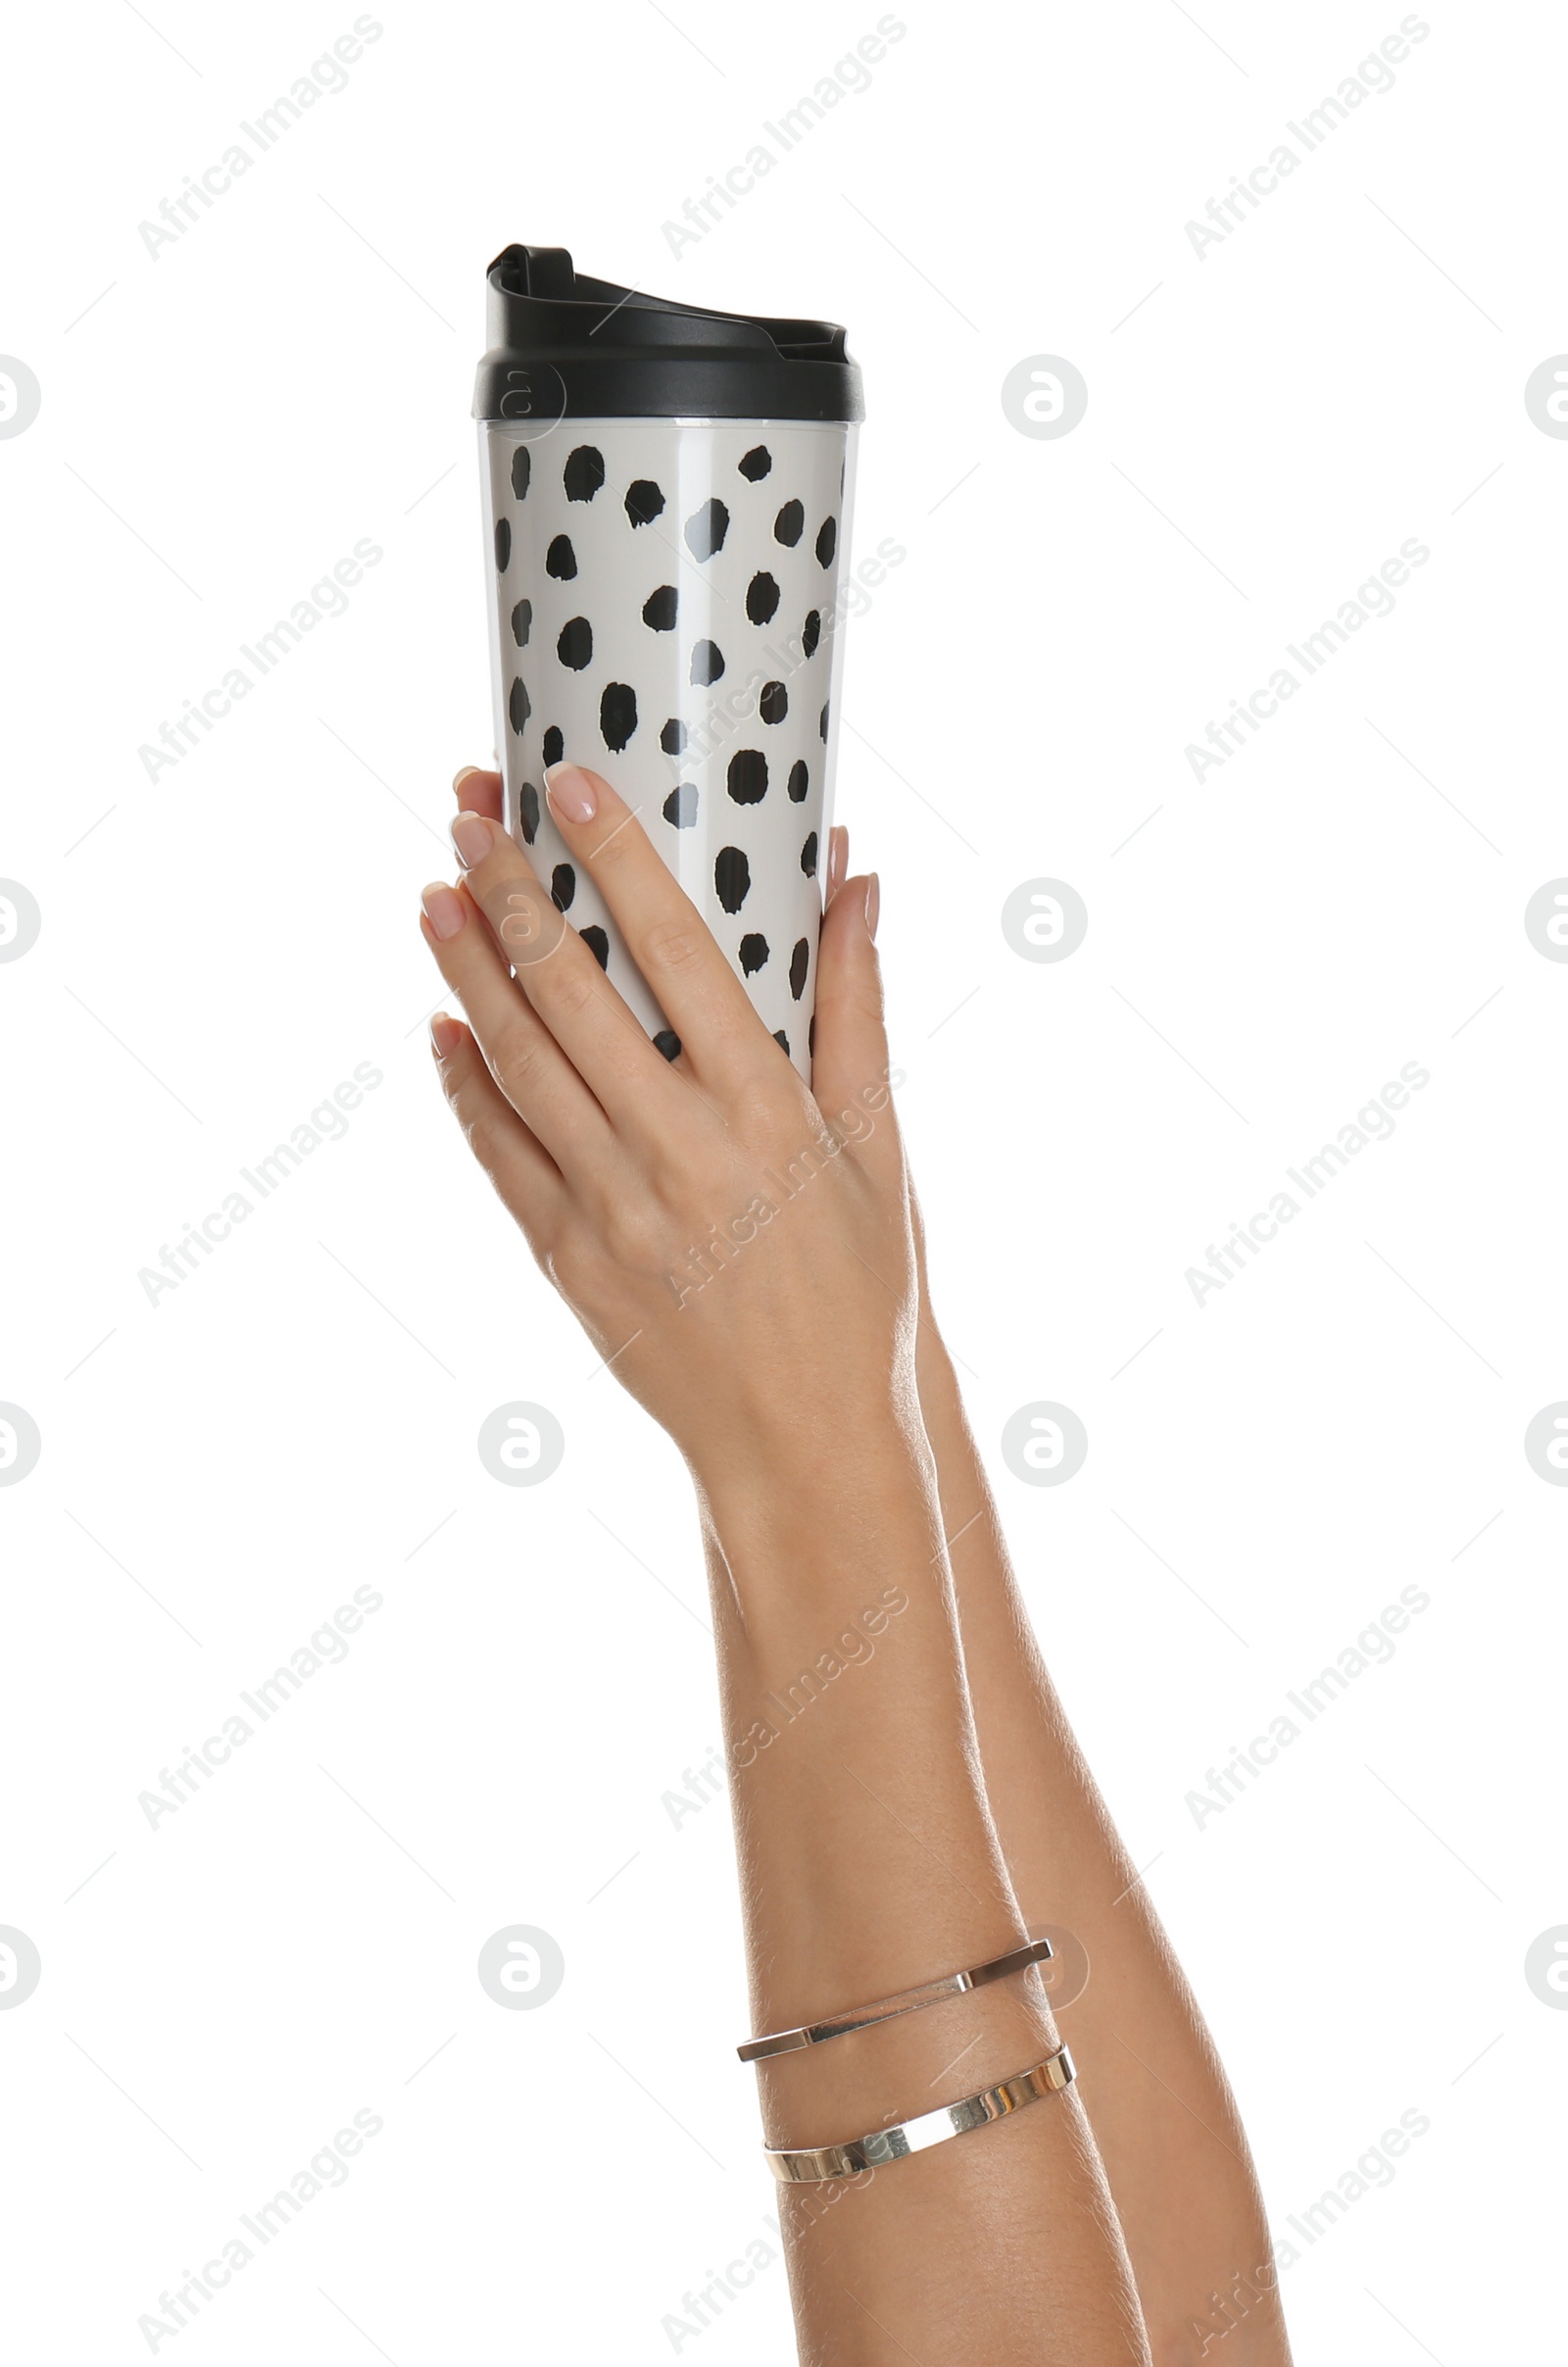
[543,762,787,1093]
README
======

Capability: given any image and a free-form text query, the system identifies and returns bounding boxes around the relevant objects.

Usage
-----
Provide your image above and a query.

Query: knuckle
[542,959,597,1019]
[602,1208,656,1270]
[459,1101,507,1174]
[495,1027,544,1099]
[730,1071,808,1148]
[639,914,706,978]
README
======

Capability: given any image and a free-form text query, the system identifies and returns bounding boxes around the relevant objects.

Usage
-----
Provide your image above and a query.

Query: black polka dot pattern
[727,750,767,804]
[714,847,751,912]
[601,682,637,752]
[685,498,729,561]
[564,446,606,502]
[487,423,850,1086]
[557,616,593,670]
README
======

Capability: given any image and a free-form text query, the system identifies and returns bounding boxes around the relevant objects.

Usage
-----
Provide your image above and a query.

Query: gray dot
[496,369,568,444]
[477,1923,564,2009]
[0,1926,41,2008]
[0,881,41,962]
[1524,880,1568,960]
[477,1402,564,1485]
[1034,1925,1090,2013]
[1524,358,1568,438]
[0,1405,40,1486]
[1001,1403,1088,1486]
[1001,355,1088,440]
[1001,879,1088,962]
[0,359,41,440]
[1525,1926,1568,2006]
[1524,1404,1568,1484]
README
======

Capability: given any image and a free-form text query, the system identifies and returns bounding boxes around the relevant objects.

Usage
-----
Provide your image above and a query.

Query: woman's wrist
[688,1401,939,1598]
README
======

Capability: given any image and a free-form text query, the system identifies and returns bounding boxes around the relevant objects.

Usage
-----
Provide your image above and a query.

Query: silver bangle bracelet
[764,2045,1077,2184]
[738,1934,1054,2063]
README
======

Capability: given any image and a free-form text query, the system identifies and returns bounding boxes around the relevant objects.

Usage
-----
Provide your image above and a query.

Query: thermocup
[473,244,863,1079]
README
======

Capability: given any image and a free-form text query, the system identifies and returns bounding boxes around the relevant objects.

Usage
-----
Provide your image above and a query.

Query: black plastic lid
[472,244,862,425]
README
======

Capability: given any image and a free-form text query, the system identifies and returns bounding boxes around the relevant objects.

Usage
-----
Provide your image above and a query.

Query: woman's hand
[419,764,914,1485]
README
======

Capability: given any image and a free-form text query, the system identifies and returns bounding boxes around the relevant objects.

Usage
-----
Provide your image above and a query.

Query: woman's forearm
[693,1416,1151,2365]
[422,765,1283,2363]
[909,1319,1292,2365]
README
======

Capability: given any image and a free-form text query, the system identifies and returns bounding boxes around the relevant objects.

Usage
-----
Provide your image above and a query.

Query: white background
[2,2,1563,2358]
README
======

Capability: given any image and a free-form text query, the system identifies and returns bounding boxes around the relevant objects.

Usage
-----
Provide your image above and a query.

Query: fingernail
[420,882,466,942]
[451,812,496,869]
[545,763,598,823]
[430,1011,465,1059]
[452,765,483,793]
[827,825,849,901]
[864,873,880,943]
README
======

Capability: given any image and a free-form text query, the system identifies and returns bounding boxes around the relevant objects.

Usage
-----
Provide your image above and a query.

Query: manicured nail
[452,765,483,793]
[420,882,466,942]
[430,1011,465,1060]
[451,812,496,868]
[827,824,849,901]
[545,763,598,823]
[864,873,880,943]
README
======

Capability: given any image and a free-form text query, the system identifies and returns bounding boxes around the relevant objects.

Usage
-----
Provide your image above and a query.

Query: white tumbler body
[480,418,858,1080]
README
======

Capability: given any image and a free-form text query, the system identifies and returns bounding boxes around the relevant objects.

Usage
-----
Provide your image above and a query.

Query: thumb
[810,868,898,1157]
